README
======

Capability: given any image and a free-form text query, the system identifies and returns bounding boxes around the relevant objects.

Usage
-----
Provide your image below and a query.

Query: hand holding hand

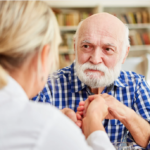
[61,108,81,128]
[84,95,108,120]
[81,95,109,138]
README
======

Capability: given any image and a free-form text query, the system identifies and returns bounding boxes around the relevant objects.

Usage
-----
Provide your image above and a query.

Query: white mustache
[81,62,108,73]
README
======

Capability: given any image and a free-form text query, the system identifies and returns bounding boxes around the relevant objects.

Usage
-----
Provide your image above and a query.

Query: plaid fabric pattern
[32,62,150,149]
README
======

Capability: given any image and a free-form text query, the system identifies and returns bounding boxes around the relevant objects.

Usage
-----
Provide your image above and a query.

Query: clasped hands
[61,93,129,138]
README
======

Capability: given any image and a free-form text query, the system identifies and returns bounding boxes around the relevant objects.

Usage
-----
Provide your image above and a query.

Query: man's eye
[83,45,90,48]
[106,48,111,51]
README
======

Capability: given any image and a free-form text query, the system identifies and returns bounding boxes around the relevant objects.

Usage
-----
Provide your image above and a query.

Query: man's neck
[90,87,105,94]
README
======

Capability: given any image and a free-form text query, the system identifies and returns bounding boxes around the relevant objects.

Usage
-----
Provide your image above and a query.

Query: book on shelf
[64,33,74,50]
[59,33,74,54]
[135,11,142,24]
[142,33,150,45]
[129,30,139,45]
[122,14,129,24]
[56,13,64,26]
[53,8,93,26]
[129,30,150,46]
[65,12,80,26]
[142,11,149,24]
[127,12,136,24]
[136,33,143,45]
[115,11,149,24]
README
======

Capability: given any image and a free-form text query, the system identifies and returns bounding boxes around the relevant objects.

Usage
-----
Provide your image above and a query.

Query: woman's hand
[61,108,82,128]
[77,95,109,138]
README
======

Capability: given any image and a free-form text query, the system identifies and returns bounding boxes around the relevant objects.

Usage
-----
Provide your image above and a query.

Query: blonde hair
[0,1,61,89]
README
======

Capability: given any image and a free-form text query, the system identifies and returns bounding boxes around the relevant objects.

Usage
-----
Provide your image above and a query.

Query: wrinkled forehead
[78,17,125,43]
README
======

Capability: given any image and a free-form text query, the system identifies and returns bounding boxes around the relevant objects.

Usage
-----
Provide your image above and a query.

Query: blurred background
[46,0,150,84]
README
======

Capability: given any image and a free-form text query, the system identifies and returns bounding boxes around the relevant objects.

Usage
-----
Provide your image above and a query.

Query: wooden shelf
[60,26,77,32]
[59,50,74,54]
[47,1,150,8]
[101,0,150,7]
[46,1,100,8]
[130,45,150,51]
[127,24,150,29]
[59,24,150,32]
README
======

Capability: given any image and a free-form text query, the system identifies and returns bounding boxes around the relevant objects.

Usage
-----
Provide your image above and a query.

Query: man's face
[75,14,125,88]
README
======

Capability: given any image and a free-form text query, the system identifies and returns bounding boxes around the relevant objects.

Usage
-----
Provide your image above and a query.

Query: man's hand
[101,93,150,148]
[77,94,130,121]
[101,93,130,121]
[61,108,81,128]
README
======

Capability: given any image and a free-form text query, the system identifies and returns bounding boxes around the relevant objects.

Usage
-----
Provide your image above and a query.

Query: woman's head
[0,1,61,96]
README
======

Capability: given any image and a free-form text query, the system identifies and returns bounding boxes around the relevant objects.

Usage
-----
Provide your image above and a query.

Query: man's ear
[41,45,50,72]
[122,46,130,64]
[74,39,76,53]
[74,43,75,53]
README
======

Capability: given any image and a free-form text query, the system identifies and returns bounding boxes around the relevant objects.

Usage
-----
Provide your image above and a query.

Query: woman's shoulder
[26,101,63,125]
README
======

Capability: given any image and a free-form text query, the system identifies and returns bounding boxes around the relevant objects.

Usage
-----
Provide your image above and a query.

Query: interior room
[1,1,150,150]
[47,0,150,84]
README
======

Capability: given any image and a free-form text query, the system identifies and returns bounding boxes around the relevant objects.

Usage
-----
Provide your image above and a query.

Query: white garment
[0,76,115,150]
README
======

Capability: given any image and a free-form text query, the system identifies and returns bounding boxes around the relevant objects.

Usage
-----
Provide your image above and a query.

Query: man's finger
[79,101,85,106]
[77,105,84,111]
[76,111,83,115]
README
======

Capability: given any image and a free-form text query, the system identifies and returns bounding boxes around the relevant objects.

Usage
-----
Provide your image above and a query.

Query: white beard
[75,59,122,88]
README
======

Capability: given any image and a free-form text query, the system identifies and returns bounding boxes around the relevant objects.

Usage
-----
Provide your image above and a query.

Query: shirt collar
[70,62,128,93]
[0,75,28,102]
[114,72,128,87]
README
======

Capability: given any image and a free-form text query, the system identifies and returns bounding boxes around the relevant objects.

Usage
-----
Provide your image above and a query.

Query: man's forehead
[79,33,122,44]
[78,15,125,43]
[78,26,124,43]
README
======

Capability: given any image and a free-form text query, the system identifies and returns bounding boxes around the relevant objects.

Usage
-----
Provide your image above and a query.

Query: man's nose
[89,48,103,65]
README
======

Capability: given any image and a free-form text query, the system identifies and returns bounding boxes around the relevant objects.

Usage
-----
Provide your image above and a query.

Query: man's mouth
[84,69,104,76]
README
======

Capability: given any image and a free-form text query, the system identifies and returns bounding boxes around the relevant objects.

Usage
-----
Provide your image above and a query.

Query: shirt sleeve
[35,111,115,150]
[126,77,150,149]
[87,131,116,150]
[134,78,150,122]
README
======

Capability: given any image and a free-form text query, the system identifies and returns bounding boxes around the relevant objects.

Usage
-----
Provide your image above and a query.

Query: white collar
[0,75,28,103]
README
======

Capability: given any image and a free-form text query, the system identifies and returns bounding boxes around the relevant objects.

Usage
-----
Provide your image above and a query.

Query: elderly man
[32,13,150,149]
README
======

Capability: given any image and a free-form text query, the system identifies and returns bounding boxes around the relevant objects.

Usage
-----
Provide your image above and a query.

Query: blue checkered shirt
[32,62,150,149]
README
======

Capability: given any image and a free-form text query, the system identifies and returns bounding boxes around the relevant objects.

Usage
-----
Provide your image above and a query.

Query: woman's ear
[122,46,130,64]
[41,45,51,72]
